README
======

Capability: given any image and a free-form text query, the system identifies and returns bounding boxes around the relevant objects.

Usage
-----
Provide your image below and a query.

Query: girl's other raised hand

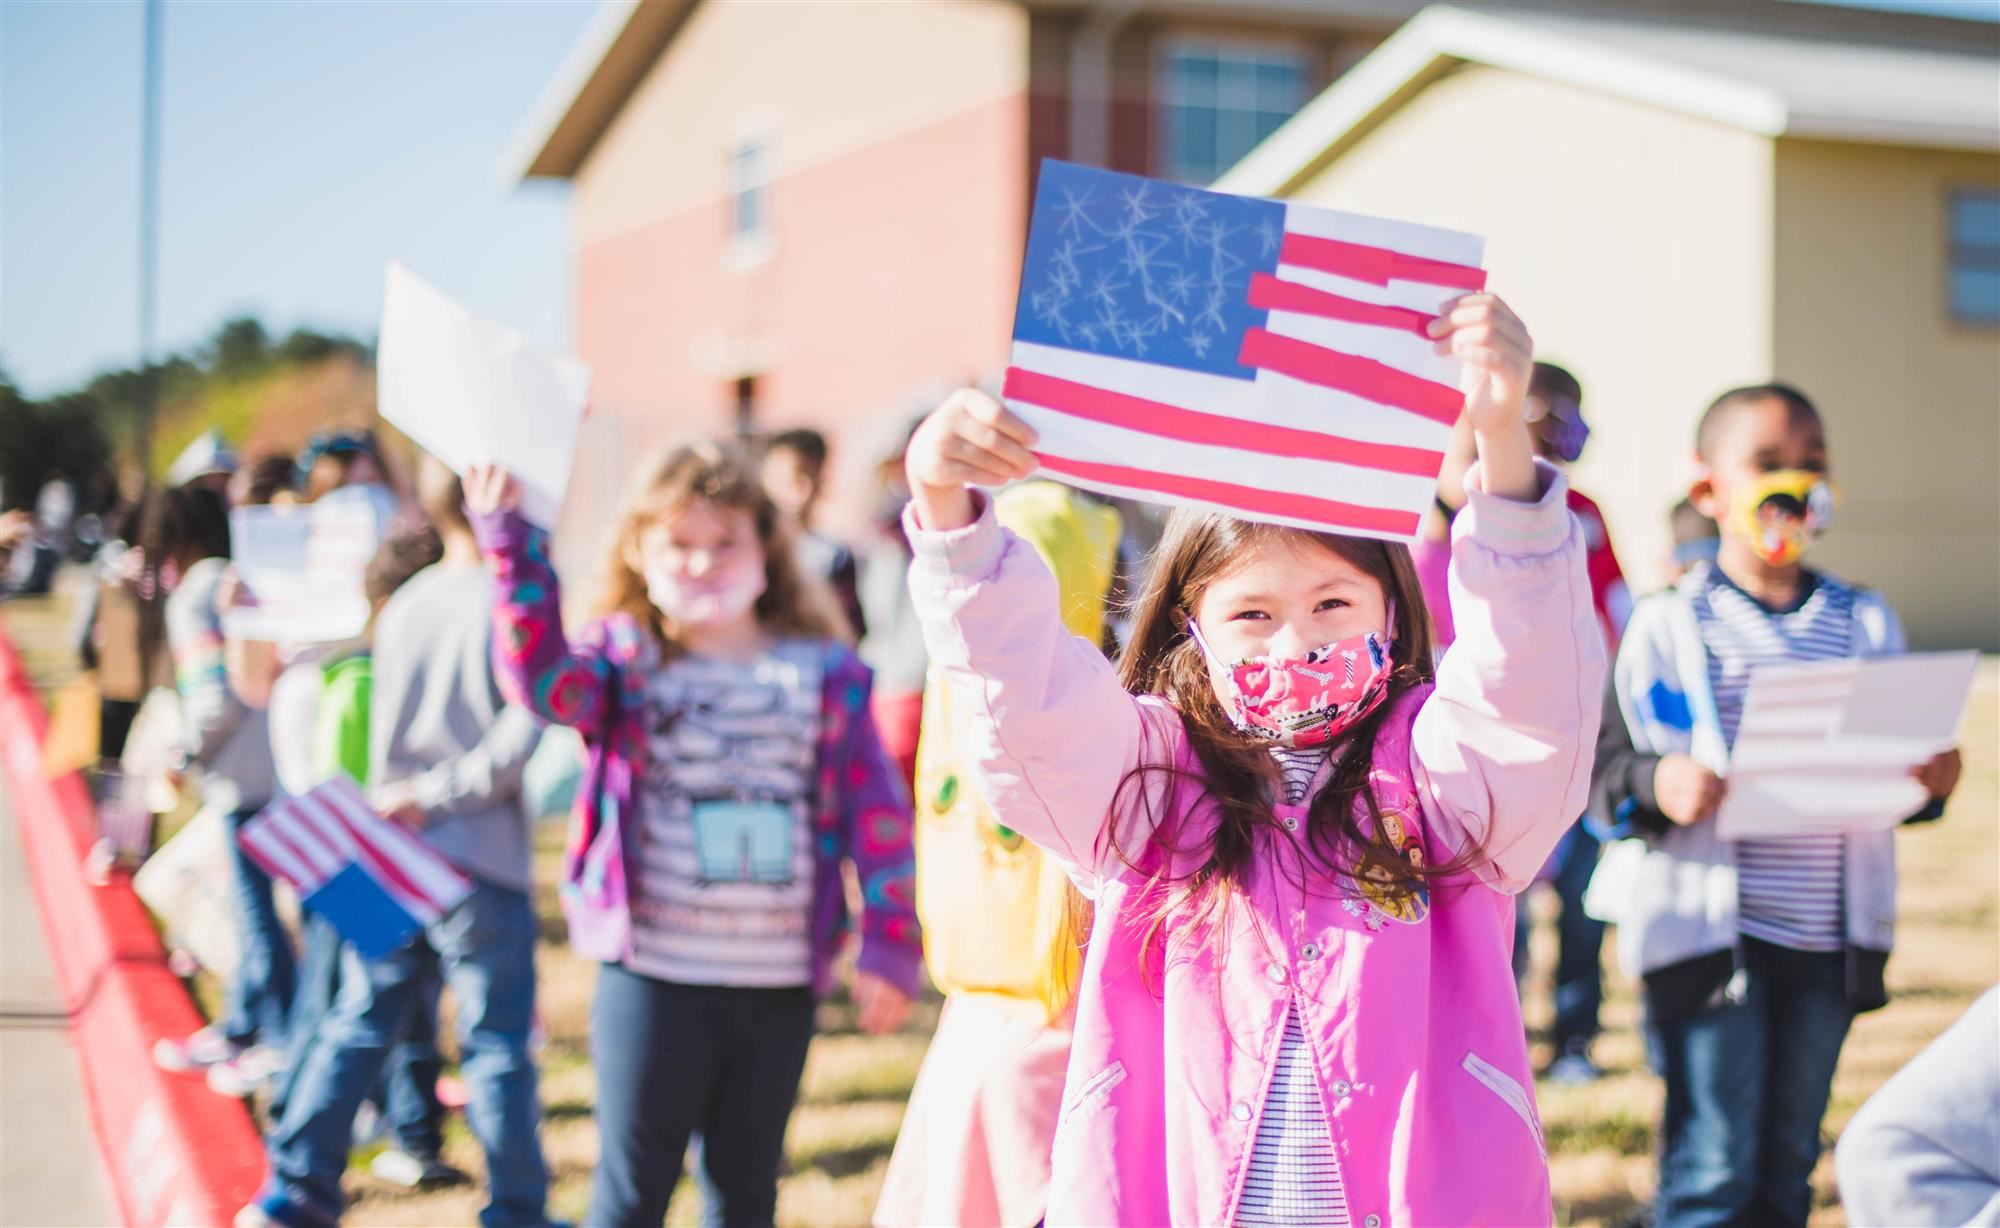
[905,389,1039,532]
[1426,293,1538,501]
[463,464,521,518]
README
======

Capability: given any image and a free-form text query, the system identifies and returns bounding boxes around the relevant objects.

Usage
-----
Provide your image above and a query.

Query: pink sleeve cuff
[903,491,1007,585]
[1455,459,1572,558]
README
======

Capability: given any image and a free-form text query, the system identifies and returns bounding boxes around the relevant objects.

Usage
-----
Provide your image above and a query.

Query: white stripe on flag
[1010,341,1453,451]
[288,795,357,869]
[1277,262,1461,315]
[267,799,348,880]
[1263,307,1459,388]
[240,821,323,892]
[323,780,471,917]
[295,788,441,923]
[1282,201,1485,268]
[1007,397,1437,516]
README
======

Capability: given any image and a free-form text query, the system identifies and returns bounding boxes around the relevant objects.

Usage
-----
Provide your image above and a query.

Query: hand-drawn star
[1054,185,1097,237]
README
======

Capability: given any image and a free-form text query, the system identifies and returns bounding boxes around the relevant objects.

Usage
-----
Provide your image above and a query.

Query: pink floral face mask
[1187,613,1396,749]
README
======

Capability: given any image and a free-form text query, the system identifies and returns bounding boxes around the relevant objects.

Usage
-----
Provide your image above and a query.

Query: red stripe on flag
[1004,367,1443,478]
[324,776,470,902]
[320,801,441,918]
[1239,329,1462,427]
[237,827,297,887]
[1245,273,1436,337]
[282,800,347,870]
[1033,453,1421,538]
[1278,232,1487,291]
[262,806,333,888]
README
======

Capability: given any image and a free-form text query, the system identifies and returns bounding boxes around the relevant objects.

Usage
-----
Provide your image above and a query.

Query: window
[1158,41,1310,186]
[729,139,770,242]
[733,376,758,437]
[1948,190,2000,324]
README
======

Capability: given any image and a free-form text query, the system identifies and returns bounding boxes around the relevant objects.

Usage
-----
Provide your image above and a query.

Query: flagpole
[136,0,163,476]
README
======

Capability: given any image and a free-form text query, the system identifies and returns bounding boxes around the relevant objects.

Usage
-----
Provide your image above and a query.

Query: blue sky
[3,0,1993,400]
[2,0,597,398]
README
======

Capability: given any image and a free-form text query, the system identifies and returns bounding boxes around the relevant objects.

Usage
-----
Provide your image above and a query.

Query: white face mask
[644,557,766,626]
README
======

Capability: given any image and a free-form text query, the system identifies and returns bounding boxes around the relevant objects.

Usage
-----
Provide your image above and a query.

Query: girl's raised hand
[463,464,521,517]
[905,389,1039,532]
[1427,294,1539,500]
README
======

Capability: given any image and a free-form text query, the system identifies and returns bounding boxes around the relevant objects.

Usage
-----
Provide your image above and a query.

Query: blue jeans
[261,879,550,1228]
[221,804,298,1049]
[1513,824,1607,1053]
[268,913,445,1160]
[1649,937,1856,1228]
[586,965,816,1228]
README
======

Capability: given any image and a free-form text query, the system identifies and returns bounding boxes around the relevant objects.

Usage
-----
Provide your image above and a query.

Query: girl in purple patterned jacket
[464,443,921,1228]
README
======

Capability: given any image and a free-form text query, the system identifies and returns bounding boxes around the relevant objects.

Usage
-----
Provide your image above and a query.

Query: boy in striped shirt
[1593,383,1962,1228]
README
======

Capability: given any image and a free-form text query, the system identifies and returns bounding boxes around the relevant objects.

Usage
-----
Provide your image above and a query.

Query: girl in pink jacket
[898,293,1605,1227]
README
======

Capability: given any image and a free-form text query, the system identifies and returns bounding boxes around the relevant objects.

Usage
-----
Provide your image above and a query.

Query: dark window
[1158,41,1309,185]
[1948,190,2000,324]
[729,140,769,241]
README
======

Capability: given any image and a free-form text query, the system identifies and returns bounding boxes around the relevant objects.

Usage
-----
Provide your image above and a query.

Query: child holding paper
[256,527,464,1189]
[1591,383,1963,1228]
[143,484,297,1085]
[463,442,922,1228]
[248,456,554,1228]
[898,294,1604,1226]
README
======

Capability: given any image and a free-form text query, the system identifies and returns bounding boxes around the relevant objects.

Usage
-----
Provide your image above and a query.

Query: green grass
[9,580,1994,1228]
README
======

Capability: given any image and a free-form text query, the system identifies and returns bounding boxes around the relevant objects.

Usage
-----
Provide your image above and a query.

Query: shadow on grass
[543,1101,595,1124]
[788,1141,892,1181]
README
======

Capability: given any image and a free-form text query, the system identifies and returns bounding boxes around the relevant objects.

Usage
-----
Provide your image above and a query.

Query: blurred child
[247,456,553,1228]
[1513,361,1628,1083]
[761,427,864,638]
[1593,383,1962,1227]
[255,527,463,1188]
[856,419,931,788]
[897,295,1604,1225]
[1836,984,1999,1227]
[465,442,922,1228]
[875,480,1120,1228]
[1664,496,1720,585]
[145,485,295,1084]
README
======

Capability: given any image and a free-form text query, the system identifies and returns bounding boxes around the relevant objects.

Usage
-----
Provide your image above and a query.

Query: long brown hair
[596,441,850,654]
[1108,507,1460,969]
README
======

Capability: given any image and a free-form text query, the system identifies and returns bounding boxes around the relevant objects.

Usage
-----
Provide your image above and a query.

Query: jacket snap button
[1331,1078,1352,1096]
[1301,943,1320,960]
[1281,816,1298,830]
[1265,963,1286,983]
[1231,1101,1252,1122]
[1364,1216,1382,1228]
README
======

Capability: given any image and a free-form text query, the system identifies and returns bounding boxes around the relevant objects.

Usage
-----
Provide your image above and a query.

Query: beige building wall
[1281,64,1779,597]
[572,0,1029,245]
[1773,139,2000,650]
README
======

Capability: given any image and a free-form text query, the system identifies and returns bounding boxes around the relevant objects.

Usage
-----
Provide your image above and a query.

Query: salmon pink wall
[559,91,1027,572]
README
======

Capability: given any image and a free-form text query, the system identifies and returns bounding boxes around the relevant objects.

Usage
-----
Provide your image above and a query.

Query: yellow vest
[912,482,1121,1018]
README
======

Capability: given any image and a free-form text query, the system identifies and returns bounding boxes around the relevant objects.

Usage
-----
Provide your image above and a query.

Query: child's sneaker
[368,1149,471,1189]
[206,1044,286,1097]
[1547,1041,1603,1085]
[153,1025,238,1073]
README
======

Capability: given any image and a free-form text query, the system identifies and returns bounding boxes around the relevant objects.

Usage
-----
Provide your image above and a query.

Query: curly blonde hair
[597,441,851,655]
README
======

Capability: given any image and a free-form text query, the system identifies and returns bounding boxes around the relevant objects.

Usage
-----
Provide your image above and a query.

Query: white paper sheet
[1716,651,1979,839]
[376,261,591,530]
[223,499,382,642]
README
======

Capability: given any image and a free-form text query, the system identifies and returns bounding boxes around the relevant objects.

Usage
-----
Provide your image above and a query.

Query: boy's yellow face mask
[1727,469,1836,566]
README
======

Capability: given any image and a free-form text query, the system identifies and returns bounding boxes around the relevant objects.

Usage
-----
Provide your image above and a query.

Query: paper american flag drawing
[1006,160,1486,540]
[238,774,471,958]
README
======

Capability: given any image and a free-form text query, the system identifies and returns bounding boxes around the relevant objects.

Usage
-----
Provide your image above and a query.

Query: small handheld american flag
[1006,160,1485,541]
[238,774,472,958]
